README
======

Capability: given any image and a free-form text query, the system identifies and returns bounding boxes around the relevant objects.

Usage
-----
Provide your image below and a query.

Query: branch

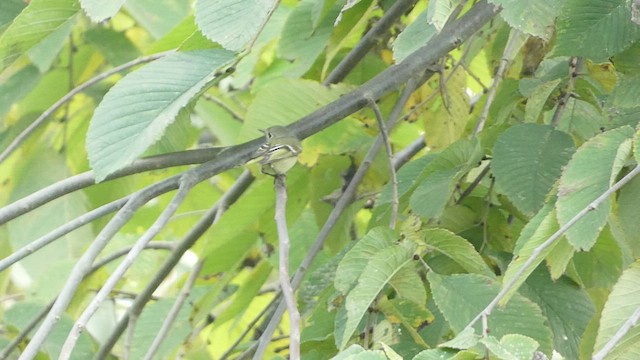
[0,242,173,359]
[0,51,174,164]
[274,175,300,359]
[550,57,581,127]
[1,1,498,229]
[18,174,182,360]
[0,147,221,225]
[392,133,426,169]
[142,260,204,360]
[59,175,199,358]
[593,306,640,360]
[94,171,254,359]
[367,96,399,229]
[465,164,640,330]
[472,29,522,135]
[0,197,129,271]
[324,0,417,85]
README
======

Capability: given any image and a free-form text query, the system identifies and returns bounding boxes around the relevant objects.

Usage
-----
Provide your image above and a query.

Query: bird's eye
[266,132,273,139]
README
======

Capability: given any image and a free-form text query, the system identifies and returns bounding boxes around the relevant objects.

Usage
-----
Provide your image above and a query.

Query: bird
[250,126,302,176]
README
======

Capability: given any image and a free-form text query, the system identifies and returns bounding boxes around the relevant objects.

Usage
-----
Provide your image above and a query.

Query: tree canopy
[2,0,640,359]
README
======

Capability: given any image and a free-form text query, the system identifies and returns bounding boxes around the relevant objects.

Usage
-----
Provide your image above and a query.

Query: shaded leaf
[493,124,575,216]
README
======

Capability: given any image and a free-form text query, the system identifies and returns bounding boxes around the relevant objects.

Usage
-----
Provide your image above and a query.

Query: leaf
[409,138,483,219]
[492,124,575,216]
[488,0,562,40]
[86,49,235,181]
[553,0,640,61]
[334,226,397,294]
[519,267,595,360]
[501,203,560,306]
[480,334,539,360]
[424,67,471,149]
[279,0,337,76]
[419,228,494,277]
[428,272,553,355]
[572,226,623,289]
[80,0,126,22]
[412,348,471,360]
[195,0,275,51]
[426,0,462,31]
[523,79,562,123]
[612,173,640,257]
[210,261,272,328]
[611,75,640,109]
[593,260,640,358]
[0,0,26,29]
[335,243,416,349]
[556,126,634,250]
[0,0,79,69]
[393,8,437,63]
[389,265,427,305]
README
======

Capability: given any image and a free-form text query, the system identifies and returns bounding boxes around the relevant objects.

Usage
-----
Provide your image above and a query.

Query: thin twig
[143,261,204,360]
[465,165,640,330]
[324,0,417,85]
[456,164,490,204]
[274,175,300,359]
[392,133,426,170]
[17,174,182,360]
[550,57,580,127]
[472,30,522,135]
[95,171,254,359]
[60,175,198,359]
[366,96,399,229]
[593,306,640,360]
[0,51,174,164]
[0,197,130,271]
[202,93,244,121]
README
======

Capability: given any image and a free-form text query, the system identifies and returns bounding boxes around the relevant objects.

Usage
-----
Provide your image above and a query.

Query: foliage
[2,0,640,359]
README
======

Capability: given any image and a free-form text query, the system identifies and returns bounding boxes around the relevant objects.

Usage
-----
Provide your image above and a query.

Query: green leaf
[334,226,397,294]
[611,75,640,109]
[572,226,623,289]
[86,49,235,181]
[488,0,562,40]
[123,0,191,39]
[80,0,126,22]
[553,0,640,61]
[7,146,92,299]
[389,265,427,305]
[418,228,494,277]
[480,334,539,360]
[195,0,275,51]
[492,124,575,216]
[520,267,595,360]
[0,0,26,29]
[210,261,272,328]
[500,203,561,306]
[85,27,140,65]
[556,126,634,250]
[428,272,553,355]
[0,0,79,69]
[612,173,640,258]
[330,345,387,360]
[412,348,469,360]
[0,65,41,121]
[335,242,416,349]
[593,260,640,358]
[279,0,337,77]
[393,8,437,63]
[409,138,483,219]
[523,79,562,123]
[426,0,462,31]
